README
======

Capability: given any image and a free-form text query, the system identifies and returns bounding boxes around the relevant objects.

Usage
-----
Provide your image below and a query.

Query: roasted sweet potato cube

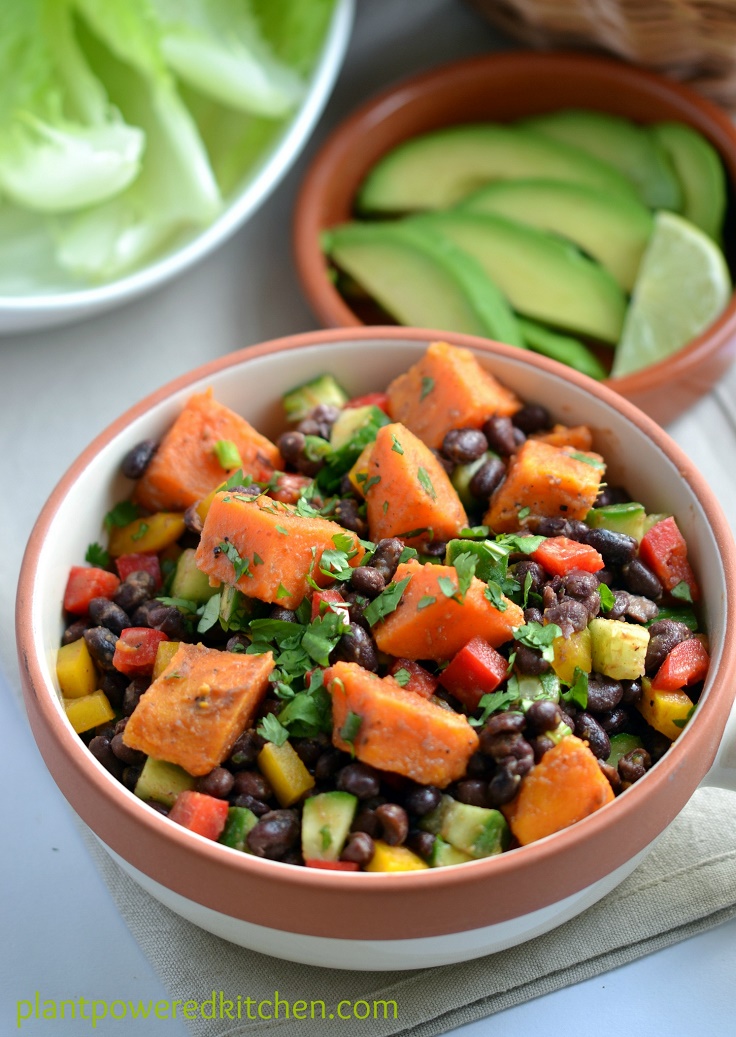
[387,341,521,450]
[195,492,364,609]
[134,390,282,513]
[122,643,274,776]
[326,661,479,788]
[531,424,593,451]
[365,423,467,546]
[373,559,523,661]
[503,735,614,845]
[485,439,604,533]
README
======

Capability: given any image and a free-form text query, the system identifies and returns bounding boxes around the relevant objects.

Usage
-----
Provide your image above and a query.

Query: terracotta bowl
[293,51,736,426]
[16,328,736,970]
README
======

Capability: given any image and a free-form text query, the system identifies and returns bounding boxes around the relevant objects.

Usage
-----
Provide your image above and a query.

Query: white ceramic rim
[0,0,355,319]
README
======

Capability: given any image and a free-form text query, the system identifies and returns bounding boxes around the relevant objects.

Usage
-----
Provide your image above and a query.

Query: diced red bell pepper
[168,791,229,841]
[311,589,349,622]
[113,627,169,676]
[269,472,313,505]
[639,517,700,602]
[388,658,438,699]
[531,537,604,577]
[439,636,509,710]
[63,566,121,615]
[115,552,162,589]
[344,392,390,415]
[652,637,710,691]
[305,859,360,871]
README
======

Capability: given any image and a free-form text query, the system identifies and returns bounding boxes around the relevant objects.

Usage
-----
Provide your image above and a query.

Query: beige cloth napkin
[81,785,736,1037]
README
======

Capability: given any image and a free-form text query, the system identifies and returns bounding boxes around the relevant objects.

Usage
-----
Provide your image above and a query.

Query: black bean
[146,603,189,640]
[278,430,306,467]
[503,744,535,777]
[482,730,532,763]
[580,527,637,567]
[523,606,544,626]
[530,516,571,538]
[62,619,89,645]
[337,763,380,800]
[226,633,252,653]
[586,675,624,713]
[512,403,550,434]
[564,519,590,542]
[146,800,170,816]
[486,766,521,807]
[529,735,555,762]
[314,748,344,782]
[340,831,375,866]
[228,729,263,769]
[621,679,642,706]
[83,626,119,671]
[512,427,527,447]
[268,607,298,623]
[121,439,157,479]
[335,498,368,538]
[562,570,600,600]
[351,807,381,838]
[598,707,629,734]
[183,503,204,535]
[422,538,448,558]
[309,403,342,427]
[403,785,442,817]
[232,770,273,802]
[510,559,546,596]
[114,571,156,614]
[598,759,622,794]
[513,643,549,675]
[375,803,409,846]
[293,737,328,768]
[525,699,562,734]
[480,713,526,748]
[469,456,506,500]
[455,779,488,808]
[350,566,385,599]
[196,768,235,799]
[110,732,146,766]
[431,448,455,475]
[482,415,517,456]
[595,485,631,508]
[621,559,663,601]
[88,597,130,636]
[645,620,692,674]
[618,747,651,784]
[121,766,142,791]
[334,623,378,671]
[247,810,300,859]
[574,713,611,759]
[622,594,659,624]
[466,751,493,778]
[368,538,404,582]
[88,735,124,779]
[99,671,127,710]
[441,428,489,464]
[122,677,148,715]
[232,793,270,816]
[544,597,589,637]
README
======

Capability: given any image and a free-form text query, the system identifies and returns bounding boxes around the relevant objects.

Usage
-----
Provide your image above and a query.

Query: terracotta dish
[293,52,736,425]
[16,328,736,970]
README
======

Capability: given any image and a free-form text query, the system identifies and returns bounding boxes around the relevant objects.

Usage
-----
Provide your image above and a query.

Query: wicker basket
[466,0,736,106]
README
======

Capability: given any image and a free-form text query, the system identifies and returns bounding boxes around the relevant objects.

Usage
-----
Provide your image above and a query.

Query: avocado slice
[650,122,726,241]
[517,318,607,380]
[411,211,626,344]
[283,373,349,423]
[461,178,653,291]
[522,109,682,210]
[356,124,639,214]
[323,220,525,345]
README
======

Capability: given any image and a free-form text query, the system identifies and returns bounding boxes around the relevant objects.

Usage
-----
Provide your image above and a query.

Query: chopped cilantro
[276,685,332,738]
[671,581,693,604]
[301,609,350,666]
[340,710,363,748]
[518,506,531,521]
[391,434,404,454]
[156,596,199,613]
[561,667,588,709]
[392,667,411,687]
[275,524,289,535]
[258,713,290,746]
[495,532,546,555]
[470,692,522,728]
[319,547,354,582]
[218,540,251,580]
[459,525,490,539]
[276,583,290,600]
[484,581,508,612]
[672,704,696,729]
[569,452,605,469]
[197,593,222,633]
[320,826,332,851]
[399,545,418,563]
[213,439,242,469]
[598,582,615,613]
[223,468,250,490]
[420,376,434,400]
[253,553,264,566]
[382,500,389,514]
[417,595,436,610]
[396,527,431,540]
[85,542,110,569]
[363,475,381,492]
[522,570,533,609]
[514,621,562,663]
[130,522,149,542]
[417,467,437,501]
[104,500,140,530]
[437,575,458,598]
[452,551,478,602]
[363,575,412,626]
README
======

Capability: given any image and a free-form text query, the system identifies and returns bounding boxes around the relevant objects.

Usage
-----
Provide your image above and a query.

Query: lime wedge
[611,210,731,377]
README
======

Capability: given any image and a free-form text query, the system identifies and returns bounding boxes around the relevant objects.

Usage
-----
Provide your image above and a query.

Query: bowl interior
[32,333,728,765]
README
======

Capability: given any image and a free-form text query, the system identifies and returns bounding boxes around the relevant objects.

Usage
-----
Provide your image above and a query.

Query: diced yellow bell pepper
[347,443,375,498]
[108,512,186,557]
[56,639,97,699]
[551,627,592,686]
[365,840,429,872]
[152,640,181,680]
[636,679,693,741]
[258,740,315,807]
[65,690,115,734]
[195,478,231,523]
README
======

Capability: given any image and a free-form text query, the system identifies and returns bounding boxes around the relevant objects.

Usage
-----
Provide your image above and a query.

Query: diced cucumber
[219,806,258,852]
[283,374,349,423]
[517,671,560,706]
[586,501,646,541]
[134,758,195,807]
[450,451,499,510]
[439,799,510,859]
[642,512,672,535]
[429,837,473,868]
[301,791,358,862]
[606,732,643,769]
[645,606,698,632]
[419,793,454,835]
[330,405,384,451]
[170,548,218,605]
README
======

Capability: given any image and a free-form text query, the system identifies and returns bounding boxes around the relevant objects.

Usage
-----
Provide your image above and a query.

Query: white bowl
[0,0,354,336]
